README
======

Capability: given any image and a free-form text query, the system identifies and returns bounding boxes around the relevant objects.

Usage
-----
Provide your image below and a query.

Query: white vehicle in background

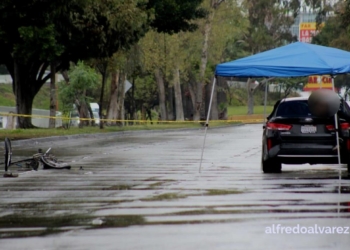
[92,111,100,125]
[90,103,99,112]
[70,103,100,126]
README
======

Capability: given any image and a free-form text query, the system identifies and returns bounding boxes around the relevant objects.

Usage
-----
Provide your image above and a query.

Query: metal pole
[332,76,342,216]
[199,77,217,173]
[332,77,341,165]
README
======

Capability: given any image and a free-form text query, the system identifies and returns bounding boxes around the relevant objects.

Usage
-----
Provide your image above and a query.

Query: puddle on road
[0,213,145,238]
[102,185,134,191]
[2,158,350,240]
[141,193,187,201]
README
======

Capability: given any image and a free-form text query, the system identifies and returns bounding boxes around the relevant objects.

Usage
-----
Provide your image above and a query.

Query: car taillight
[326,125,335,131]
[266,122,292,131]
[326,123,350,131]
[341,123,350,130]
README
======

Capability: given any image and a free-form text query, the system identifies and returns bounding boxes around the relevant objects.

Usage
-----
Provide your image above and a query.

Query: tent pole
[199,77,217,173]
[332,77,341,165]
[332,76,342,216]
[263,79,268,120]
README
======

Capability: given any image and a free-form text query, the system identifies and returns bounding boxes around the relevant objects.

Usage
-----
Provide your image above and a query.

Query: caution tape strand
[0,112,264,124]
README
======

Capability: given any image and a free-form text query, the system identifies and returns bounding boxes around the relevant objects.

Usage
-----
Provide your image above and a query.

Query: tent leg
[332,77,342,216]
[332,77,341,165]
[199,77,217,173]
[334,113,341,165]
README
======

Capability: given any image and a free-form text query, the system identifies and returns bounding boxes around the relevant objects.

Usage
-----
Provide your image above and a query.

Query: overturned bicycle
[1,138,71,177]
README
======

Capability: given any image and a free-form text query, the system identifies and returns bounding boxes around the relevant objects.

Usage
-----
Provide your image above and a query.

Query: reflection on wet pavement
[0,124,349,249]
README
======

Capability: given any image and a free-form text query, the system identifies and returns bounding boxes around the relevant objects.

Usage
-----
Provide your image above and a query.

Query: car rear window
[276,100,312,117]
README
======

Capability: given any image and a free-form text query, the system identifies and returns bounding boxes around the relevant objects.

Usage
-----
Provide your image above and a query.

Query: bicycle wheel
[4,138,12,172]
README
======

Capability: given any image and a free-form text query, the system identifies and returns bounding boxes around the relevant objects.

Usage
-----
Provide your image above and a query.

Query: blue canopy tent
[215,42,350,77]
[199,42,350,172]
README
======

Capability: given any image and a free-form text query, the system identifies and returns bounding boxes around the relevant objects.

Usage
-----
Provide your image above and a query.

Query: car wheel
[262,157,281,173]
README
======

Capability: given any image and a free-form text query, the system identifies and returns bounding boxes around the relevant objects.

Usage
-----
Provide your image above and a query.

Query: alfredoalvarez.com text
[265,224,350,234]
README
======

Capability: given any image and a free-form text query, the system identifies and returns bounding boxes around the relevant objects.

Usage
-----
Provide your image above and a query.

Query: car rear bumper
[268,143,346,164]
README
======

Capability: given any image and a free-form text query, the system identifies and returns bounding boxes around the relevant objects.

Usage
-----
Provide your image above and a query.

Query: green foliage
[15,25,64,63]
[147,0,207,33]
[243,0,297,54]
[313,16,350,51]
[0,0,206,128]
[132,75,158,109]
[313,0,350,51]
[59,62,100,113]
[312,0,350,93]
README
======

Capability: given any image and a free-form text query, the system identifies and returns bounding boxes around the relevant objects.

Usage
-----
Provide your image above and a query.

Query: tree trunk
[14,61,35,128]
[116,73,126,126]
[173,68,184,121]
[217,77,228,120]
[15,87,34,128]
[88,105,95,126]
[107,70,120,125]
[208,78,219,120]
[75,89,90,127]
[188,80,196,119]
[49,62,56,128]
[155,68,167,121]
[247,78,255,115]
[194,10,215,121]
[167,86,174,120]
[131,78,136,125]
[10,59,61,129]
[98,61,108,129]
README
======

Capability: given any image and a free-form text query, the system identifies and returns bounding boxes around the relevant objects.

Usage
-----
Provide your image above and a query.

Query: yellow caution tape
[0,112,264,124]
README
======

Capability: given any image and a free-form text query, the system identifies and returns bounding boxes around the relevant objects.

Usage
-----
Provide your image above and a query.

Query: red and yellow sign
[303,75,333,91]
[299,22,323,43]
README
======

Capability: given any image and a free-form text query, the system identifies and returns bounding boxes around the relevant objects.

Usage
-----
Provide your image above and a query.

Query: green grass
[0,84,16,106]
[0,84,51,110]
[227,105,273,116]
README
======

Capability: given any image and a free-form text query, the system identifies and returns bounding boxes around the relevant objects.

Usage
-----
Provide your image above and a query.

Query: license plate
[301,125,317,133]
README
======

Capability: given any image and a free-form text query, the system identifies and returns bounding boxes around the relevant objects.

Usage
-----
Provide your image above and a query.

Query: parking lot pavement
[1,124,350,249]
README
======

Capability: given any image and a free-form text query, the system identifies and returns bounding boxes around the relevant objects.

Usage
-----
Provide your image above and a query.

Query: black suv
[262,97,350,173]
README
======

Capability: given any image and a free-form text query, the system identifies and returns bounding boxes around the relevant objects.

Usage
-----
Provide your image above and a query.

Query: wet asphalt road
[1,124,350,250]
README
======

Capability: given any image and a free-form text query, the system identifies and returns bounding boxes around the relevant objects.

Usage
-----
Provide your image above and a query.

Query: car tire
[262,157,281,173]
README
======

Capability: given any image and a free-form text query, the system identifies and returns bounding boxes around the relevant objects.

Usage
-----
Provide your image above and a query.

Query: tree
[313,1,350,50]
[147,0,207,33]
[59,61,99,127]
[312,0,350,96]
[191,0,225,121]
[180,0,245,121]
[0,0,205,128]
[243,0,297,114]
